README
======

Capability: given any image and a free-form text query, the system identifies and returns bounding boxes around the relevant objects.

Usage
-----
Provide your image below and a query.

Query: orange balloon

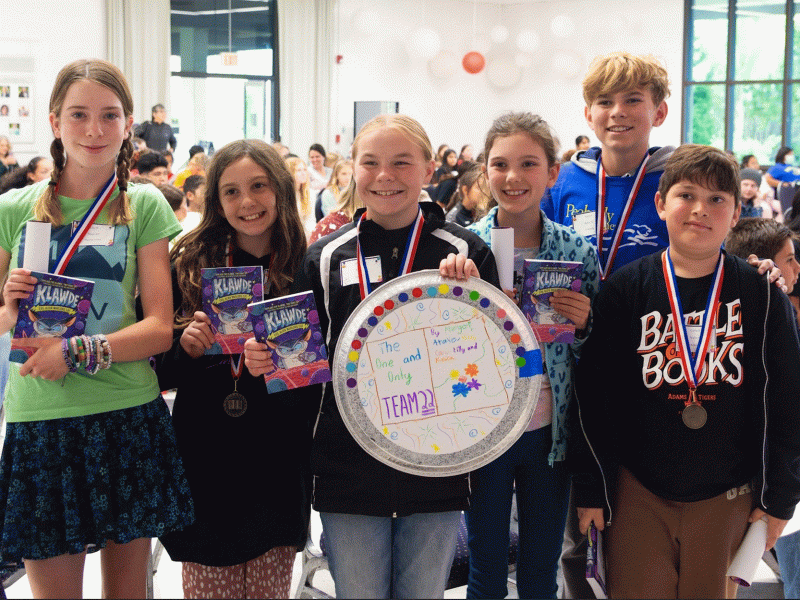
[462,51,485,74]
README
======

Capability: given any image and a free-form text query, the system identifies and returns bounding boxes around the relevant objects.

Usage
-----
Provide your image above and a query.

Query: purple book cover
[201,266,264,354]
[520,259,583,344]
[586,522,607,599]
[248,291,332,394]
[11,271,94,363]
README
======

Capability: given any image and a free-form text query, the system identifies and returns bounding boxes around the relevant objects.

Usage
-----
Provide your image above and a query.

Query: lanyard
[355,208,424,300]
[53,172,118,275]
[595,153,649,281]
[661,250,725,395]
[229,353,245,380]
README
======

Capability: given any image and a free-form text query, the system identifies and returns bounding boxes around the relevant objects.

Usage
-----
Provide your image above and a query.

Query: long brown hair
[170,139,306,326]
[36,59,134,226]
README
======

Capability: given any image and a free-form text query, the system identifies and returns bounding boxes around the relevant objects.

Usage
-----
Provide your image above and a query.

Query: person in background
[739,168,775,219]
[162,150,174,180]
[308,144,333,195]
[435,144,450,169]
[444,162,490,227]
[0,136,18,179]
[134,103,176,153]
[575,135,590,151]
[325,151,341,168]
[158,183,187,224]
[272,141,290,159]
[741,154,760,170]
[766,146,800,189]
[286,156,314,236]
[136,151,170,186]
[432,148,458,184]
[458,144,475,164]
[320,160,353,218]
[174,146,207,189]
[0,157,53,195]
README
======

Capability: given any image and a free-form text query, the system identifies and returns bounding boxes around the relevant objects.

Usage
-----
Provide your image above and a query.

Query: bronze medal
[682,402,707,429]
[223,391,247,417]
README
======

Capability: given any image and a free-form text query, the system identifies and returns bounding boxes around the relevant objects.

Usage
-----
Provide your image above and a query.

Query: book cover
[10,271,94,363]
[248,291,332,394]
[201,266,264,354]
[520,259,583,343]
[586,522,607,599]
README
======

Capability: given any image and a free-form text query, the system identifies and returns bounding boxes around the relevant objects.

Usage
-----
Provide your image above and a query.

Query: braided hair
[35,59,134,226]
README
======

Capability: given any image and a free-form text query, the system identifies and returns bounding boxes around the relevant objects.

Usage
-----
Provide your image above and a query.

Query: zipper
[576,385,613,525]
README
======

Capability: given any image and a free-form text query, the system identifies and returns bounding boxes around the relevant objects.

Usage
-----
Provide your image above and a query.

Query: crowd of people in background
[2,50,800,600]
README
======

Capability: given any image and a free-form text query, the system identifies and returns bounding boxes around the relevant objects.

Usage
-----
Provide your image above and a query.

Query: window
[170,0,278,154]
[683,0,797,164]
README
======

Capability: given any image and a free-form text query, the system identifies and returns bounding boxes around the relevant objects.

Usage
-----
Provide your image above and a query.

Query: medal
[662,250,725,430]
[224,354,247,417]
[682,401,708,429]
[223,391,247,417]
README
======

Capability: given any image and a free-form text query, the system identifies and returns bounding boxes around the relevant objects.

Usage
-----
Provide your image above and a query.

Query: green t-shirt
[0,180,182,422]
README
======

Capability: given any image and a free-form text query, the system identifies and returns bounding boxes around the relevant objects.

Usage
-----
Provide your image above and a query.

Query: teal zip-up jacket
[469,207,600,464]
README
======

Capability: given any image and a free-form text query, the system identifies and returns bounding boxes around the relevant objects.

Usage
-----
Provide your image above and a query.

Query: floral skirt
[0,397,194,562]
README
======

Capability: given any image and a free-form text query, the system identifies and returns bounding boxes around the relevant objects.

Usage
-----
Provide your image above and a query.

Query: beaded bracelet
[61,338,78,372]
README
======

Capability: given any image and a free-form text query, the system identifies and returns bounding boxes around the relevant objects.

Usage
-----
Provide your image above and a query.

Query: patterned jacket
[469,206,600,463]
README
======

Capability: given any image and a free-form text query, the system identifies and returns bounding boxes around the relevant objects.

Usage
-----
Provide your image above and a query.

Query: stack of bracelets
[61,334,112,375]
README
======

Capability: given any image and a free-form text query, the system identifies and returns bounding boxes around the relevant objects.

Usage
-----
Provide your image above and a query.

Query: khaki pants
[605,467,753,599]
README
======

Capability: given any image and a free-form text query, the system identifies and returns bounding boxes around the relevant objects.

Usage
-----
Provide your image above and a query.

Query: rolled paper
[727,516,768,586]
[22,221,51,272]
[491,227,514,291]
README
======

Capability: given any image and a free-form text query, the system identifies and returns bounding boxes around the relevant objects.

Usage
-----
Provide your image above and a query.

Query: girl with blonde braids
[0,59,193,598]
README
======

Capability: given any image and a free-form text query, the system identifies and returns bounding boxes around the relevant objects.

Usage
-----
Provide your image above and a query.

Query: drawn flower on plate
[465,363,479,377]
[452,382,470,397]
[449,369,460,380]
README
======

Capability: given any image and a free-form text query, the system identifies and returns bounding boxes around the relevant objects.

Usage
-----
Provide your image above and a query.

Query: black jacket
[571,251,800,522]
[299,202,500,516]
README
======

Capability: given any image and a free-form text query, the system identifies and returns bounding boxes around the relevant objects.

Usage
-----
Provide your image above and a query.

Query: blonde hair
[352,114,433,162]
[37,59,134,226]
[582,51,670,107]
[325,160,353,206]
[286,156,311,219]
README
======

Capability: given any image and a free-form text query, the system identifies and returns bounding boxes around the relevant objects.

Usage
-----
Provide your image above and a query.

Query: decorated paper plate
[333,269,542,477]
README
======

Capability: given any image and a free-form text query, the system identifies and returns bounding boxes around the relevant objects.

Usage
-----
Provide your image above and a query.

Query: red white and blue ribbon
[595,153,649,281]
[661,249,725,392]
[356,207,424,300]
[53,172,118,275]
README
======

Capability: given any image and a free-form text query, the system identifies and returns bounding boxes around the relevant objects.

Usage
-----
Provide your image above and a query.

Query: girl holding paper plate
[443,112,600,599]
[0,59,192,597]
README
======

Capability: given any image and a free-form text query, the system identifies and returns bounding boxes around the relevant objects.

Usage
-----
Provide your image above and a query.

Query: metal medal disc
[332,269,542,478]
[223,391,247,417]
[682,403,707,429]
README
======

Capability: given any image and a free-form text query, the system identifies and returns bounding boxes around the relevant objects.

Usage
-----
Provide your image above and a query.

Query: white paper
[727,517,768,587]
[22,221,50,272]
[491,227,514,291]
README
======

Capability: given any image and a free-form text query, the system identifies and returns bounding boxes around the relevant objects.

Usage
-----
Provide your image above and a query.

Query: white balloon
[407,28,442,60]
[428,50,459,79]
[516,29,541,53]
[550,15,575,38]
[487,58,522,89]
[490,25,510,44]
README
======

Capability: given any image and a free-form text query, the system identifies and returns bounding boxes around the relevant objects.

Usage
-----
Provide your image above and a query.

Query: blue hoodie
[541,146,674,278]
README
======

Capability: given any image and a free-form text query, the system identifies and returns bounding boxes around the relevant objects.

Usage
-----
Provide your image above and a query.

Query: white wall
[0,0,107,164]
[330,0,684,158]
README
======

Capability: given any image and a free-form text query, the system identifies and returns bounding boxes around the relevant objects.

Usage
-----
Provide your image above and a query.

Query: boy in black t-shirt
[572,145,800,598]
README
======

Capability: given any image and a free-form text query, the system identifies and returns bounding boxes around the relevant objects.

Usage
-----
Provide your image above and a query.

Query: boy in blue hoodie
[542,51,673,282]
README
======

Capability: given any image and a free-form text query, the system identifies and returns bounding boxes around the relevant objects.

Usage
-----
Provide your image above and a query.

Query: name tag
[340,256,382,287]
[686,324,714,356]
[72,222,115,246]
[572,211,595,239]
